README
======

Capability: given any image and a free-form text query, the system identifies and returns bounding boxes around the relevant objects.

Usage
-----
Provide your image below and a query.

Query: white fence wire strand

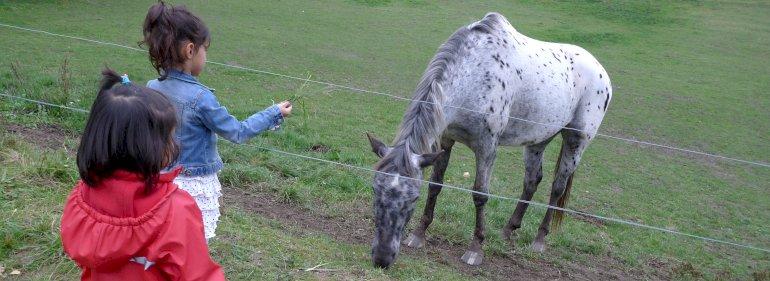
[1,92,768,254]
[1,22,767,168]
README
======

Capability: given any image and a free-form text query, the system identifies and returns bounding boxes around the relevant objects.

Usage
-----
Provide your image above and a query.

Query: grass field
[1,0,769,280]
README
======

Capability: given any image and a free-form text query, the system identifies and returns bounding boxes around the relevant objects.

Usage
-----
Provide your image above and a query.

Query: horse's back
[440,13,611,146]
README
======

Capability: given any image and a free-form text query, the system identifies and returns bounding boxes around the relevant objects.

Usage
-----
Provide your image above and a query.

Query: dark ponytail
[99,68,123,94]
[139,1,210,80]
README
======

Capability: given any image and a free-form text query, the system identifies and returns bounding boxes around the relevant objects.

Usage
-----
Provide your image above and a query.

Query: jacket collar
[111,166,183,183]
[164,69,215,92]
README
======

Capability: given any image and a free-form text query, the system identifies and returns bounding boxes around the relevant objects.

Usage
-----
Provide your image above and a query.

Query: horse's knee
[550,184,567,198]
[473,194,488,207]
[526,171,543,187]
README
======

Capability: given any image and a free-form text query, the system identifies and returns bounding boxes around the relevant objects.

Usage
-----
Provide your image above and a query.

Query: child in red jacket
[60,69,225,280]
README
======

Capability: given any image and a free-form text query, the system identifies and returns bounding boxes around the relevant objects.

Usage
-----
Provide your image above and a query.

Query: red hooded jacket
[60,168,226,280]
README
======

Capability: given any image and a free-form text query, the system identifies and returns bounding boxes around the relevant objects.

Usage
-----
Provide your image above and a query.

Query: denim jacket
[147,69,283,176]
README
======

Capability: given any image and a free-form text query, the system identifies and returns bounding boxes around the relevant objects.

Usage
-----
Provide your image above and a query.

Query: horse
[365,12,612,268]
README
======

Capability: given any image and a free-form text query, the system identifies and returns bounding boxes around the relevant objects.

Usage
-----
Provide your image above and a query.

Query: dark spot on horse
[489,106,495,113]
[597,90,600,95]
[501,82,506,89]
[541,80,544,83]
[503,39,507,44]
[389,212,399,226]
[487,85,492,90]
[552,52,561,62]
[599,73,603,78]
[543,64,547,67]
[603,93,610,111]
[388,189,402,200]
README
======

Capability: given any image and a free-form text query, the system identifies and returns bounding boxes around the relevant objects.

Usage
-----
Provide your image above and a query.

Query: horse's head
[366,133,443,268]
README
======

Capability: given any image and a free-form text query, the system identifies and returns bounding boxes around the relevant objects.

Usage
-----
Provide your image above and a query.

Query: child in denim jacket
[141,1,292,240]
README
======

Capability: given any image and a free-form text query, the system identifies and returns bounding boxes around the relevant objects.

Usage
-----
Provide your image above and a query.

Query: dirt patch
[2,122,75,151]
[309,144,331,153]
[0,121,669,280]
[224,188,667,281]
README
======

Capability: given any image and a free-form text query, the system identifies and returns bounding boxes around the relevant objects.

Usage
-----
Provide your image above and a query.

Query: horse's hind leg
[502,139,551,241]
[461,139,497,265]
[531,129,589,252]
[404,138,455,249]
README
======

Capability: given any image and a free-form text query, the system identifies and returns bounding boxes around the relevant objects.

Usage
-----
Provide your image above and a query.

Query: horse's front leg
[461,143,497,266]
[405,139,455,248]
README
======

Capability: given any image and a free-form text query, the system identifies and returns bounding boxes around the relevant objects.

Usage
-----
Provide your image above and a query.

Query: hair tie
[121,74,131,85]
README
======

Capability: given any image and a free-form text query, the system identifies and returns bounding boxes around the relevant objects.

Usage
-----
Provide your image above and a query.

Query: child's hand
[278,101,292,117]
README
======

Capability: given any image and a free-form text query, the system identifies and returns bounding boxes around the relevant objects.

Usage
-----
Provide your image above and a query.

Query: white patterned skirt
[173,173,222,240]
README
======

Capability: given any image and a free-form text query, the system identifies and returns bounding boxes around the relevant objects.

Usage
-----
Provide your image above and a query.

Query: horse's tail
[551,142,574,230]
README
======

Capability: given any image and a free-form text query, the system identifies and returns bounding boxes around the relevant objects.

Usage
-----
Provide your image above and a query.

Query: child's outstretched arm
[197,92,291,144]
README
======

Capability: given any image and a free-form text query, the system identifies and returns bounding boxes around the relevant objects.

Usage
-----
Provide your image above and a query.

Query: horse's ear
[419,150,445,168]
[366,133,390,158]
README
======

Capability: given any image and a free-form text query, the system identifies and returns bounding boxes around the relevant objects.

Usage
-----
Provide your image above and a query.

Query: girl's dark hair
[140,1,210,80]
[77,68,179,193]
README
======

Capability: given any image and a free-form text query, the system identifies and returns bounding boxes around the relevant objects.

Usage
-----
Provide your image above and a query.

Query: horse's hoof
[530,241,546,253]
[461,250,484,266]
[404,233,425,248]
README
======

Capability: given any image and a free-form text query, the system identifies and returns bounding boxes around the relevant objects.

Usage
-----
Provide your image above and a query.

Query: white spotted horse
[366,12,612,268]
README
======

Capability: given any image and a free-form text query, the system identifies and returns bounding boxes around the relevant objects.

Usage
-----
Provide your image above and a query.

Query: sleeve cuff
[268,104,284,131]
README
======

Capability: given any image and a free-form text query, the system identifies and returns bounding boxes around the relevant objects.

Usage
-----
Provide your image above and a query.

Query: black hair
[76,68,179,192]
[140,1,210,80]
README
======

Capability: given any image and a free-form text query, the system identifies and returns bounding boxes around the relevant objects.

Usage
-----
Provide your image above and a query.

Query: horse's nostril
[372,248,395,269]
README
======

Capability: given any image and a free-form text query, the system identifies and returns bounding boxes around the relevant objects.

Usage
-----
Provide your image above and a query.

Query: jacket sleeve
[196,90,283,144]
[152,192,226,281]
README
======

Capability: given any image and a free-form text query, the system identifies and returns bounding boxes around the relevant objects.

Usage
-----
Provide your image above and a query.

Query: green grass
[1,0,768,280]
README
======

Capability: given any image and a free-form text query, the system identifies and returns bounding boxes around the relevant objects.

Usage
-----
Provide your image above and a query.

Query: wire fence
[1,92,767,254]
[1,22,767,168]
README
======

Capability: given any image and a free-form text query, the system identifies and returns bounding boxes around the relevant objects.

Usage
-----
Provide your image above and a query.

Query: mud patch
[309,144,331,153]
[224,187,666,280]
[2,122,75,151]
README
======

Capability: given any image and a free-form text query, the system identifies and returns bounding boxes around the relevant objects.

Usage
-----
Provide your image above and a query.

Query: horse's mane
[381,13,507,175]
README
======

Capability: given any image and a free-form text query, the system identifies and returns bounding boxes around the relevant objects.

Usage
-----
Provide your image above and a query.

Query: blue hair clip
[121,74,131,85]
